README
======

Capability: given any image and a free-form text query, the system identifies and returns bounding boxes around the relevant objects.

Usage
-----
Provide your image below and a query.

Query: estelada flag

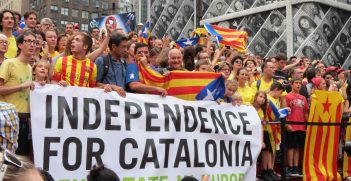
[137,62,225,101]
[343,118,351,178]
[265,100,289,154]
[204,23,247,53]
[138,21,150,44]
[303,90,343,181]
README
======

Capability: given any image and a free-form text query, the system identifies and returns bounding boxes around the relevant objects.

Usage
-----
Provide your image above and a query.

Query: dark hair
[290,77,302,84]
[108,33,128,50]
[31,29,45,41]
[0,10,14,31]
[253,91,267,120]
[306,68,316,83]
[134,42,148,55]
[230,55,244,65]
[322,72,334,79]
[270,82,284,91]
[90,27,99,33]
[244,59,256,67]
[13,11,21,22]
[195,44,206,57]
[16,30,36,55]
[183,46,196,71]
[181,176,198,181]
[39,169,55,181]
[87,164,119,181]
[16,30,36,45]
[275,53,287,62]
[289,56,297,62]
[236,67,247,77]
[24,11,37,19]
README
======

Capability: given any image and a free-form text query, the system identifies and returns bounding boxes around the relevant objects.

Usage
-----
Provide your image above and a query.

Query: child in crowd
[221,79,238,103]
[261,82,285,181]
[285,78,309,177]
[32,61,50,87]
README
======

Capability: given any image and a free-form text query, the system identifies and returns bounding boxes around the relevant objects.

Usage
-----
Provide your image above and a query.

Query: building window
[60,20,67,26]
[82,11,89,19]
[50,5,58,12]
[61,7,68,16]
[81,24,88,31]
[82,0,89,5]
[102,2,108,10]
[71,9,79,17]
[92,13,98,19]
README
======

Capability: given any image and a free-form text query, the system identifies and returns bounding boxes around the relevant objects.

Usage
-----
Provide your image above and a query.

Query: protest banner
[89,12,135,37]
[30,85,262,181]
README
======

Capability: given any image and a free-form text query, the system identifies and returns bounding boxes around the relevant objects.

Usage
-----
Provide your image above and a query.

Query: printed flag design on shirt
[139,21,150,44]
[137,62,225,101]
[204,23,247,53]
[175,37,199,48]
[303,91,343,181]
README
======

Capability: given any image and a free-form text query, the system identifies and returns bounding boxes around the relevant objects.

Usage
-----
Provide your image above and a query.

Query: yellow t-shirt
[5,36,17,59]
[237,85,257,104]
[257,108,264,121]
[252,78,287,96]
[0,58,32,113]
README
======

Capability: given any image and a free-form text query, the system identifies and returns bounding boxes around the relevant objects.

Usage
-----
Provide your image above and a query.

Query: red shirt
[286,92,309,131]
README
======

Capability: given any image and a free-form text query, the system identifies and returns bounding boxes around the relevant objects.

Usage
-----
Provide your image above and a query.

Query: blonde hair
[1,154,41,181]
[32,61,50,83]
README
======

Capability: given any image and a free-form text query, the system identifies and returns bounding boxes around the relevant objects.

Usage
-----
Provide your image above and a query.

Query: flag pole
[281,117,287,181]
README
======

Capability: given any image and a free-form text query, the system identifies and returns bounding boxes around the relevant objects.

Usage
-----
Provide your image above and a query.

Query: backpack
[100,54,126,83]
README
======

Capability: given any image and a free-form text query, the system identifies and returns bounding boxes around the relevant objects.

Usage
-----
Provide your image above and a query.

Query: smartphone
[4,149,22,168]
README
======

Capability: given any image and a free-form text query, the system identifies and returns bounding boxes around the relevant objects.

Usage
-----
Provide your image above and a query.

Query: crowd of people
[0,8,349,181]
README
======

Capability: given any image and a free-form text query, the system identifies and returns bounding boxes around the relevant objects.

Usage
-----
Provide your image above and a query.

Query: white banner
[30,85,262,181]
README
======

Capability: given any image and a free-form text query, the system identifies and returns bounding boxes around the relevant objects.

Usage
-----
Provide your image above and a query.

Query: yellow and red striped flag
[303,90,343,181]
[265,100,283,154]
[343,118,351,179]
[137,62,225,101]
[204,23,247,53]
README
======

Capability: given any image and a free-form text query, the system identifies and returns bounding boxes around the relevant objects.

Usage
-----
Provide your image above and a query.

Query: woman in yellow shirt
[236,68,257,104]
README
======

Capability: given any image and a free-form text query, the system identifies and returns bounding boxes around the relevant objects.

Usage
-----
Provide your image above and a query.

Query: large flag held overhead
[139,21,150,44]
[303,91,343,181]
[175,37,199,48]
[204,23,248,53]
[137,62,225,101]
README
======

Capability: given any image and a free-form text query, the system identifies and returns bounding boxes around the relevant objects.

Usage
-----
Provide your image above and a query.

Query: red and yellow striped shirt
[53,55,97,87]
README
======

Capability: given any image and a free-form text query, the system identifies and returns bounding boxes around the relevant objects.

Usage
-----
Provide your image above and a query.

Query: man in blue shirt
[95,33,127,97]
[126,43,167,96]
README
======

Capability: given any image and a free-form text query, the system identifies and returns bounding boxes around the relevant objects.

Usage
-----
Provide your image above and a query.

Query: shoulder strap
[100,55,110,82]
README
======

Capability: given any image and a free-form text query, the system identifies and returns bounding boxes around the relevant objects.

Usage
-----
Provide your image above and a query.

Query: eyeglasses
[23,40,39,46]
[0,40,9,45]
[234,60,242,64]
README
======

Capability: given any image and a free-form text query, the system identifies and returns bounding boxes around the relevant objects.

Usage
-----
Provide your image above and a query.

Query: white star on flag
[202,88,216,101]
[142,28,148,34]
[184,39,193,45]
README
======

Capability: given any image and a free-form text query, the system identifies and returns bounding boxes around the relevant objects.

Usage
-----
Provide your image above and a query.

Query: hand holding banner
[30,85,262,181]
